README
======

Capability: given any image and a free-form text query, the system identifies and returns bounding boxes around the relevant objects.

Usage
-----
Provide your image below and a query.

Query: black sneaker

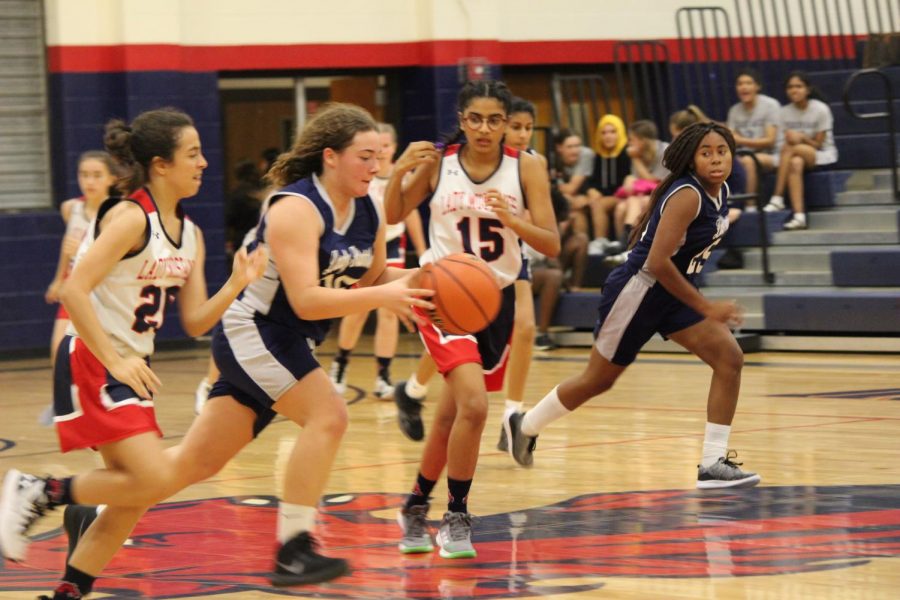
[63,505,99,561]
[270,531,350,586]
[534,333,555,351]
[393,381,425,441]
[503,412,537,467]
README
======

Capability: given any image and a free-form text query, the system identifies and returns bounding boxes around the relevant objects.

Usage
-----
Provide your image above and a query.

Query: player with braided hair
[504,122,761,490]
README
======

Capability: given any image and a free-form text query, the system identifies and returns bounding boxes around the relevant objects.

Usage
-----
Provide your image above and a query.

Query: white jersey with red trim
[422,143,525,288]
[368,174,405,242]
[68,188,198,357]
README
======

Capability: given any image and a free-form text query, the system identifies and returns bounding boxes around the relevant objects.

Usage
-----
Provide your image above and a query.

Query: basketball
[418,253,502,335]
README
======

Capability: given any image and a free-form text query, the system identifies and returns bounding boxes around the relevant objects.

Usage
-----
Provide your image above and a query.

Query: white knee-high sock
[277,502,317,543]
[521,386,570,436]
[701,422,731,468]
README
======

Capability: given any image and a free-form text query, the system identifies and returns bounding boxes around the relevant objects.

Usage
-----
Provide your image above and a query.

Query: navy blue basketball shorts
[210,310,321,437]
[593,269,704,366]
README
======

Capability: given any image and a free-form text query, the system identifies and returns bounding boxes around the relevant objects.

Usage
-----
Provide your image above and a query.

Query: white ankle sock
[405,375,428,400]
[701,422,731,468]
[277,502,317,543]
[521,386,570,436]
[503,399,523,415]
[793,212,806,224]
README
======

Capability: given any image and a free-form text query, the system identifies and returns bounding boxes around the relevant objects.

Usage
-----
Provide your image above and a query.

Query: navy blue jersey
[228,174,380,344]
[621,175,730,281]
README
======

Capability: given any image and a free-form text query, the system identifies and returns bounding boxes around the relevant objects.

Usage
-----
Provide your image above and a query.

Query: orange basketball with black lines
[418,253,502,335]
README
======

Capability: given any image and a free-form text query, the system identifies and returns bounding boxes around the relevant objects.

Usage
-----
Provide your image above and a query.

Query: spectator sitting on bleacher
[763,71,838,231]
[550,184,589,291]
[605,120,670,266]
[522,241,564,350]
[583,114,630,256]
[727,67,780,204]
[552,128,597,240]
[670,106,747,269]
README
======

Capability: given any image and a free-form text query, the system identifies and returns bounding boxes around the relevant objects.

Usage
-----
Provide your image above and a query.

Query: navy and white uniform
[55,189,198,452]
[595,175,730,366]
[210,174,379,434]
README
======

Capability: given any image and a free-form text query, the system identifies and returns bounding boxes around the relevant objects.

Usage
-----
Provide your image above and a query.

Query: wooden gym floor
[1,333,898,599]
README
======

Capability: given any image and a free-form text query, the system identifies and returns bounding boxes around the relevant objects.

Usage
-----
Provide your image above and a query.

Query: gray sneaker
[496,423,508,452]
[504,411,537,467]
[436,511,476,559]
[398,503,433,554]
[697,450,761,489]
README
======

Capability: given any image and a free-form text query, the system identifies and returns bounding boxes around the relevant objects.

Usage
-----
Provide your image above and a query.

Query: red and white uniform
[415,144,524,391]
[421,143,525,287]
[56,188,197,451]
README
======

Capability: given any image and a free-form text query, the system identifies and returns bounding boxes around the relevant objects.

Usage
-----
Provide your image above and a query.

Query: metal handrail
[733,150,775,283]
[842,68,899,201]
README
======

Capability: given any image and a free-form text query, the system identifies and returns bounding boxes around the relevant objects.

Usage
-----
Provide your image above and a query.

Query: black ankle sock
[336,348,351,364]
[62,564,95,595]
[376,356,392,379]
[405,472,437,509]
[447,477,472,514]
[45,477,75,507]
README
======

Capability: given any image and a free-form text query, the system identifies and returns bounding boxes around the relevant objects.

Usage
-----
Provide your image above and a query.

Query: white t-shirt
[727,94,781,152]
[776,99,838,166]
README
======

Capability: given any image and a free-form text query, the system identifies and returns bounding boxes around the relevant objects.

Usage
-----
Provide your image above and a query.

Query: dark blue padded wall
[831,247,900,286]
[0,71,225,353]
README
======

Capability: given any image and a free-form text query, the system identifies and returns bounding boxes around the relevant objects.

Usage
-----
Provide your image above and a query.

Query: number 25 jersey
[422,143,525,288]
[69,188,197,358]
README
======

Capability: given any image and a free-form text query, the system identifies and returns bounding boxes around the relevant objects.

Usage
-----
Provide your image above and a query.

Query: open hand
[109,355,161,400]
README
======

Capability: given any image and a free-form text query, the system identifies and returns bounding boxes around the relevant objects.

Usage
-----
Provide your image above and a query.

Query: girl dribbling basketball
[384,79,560,558]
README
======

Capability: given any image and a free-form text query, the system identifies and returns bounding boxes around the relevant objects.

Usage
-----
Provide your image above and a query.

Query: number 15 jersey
[422,143,525,288]
[68,188,197,358]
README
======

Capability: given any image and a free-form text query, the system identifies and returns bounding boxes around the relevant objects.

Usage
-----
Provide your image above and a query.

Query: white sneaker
[587,237,609,256]
[329,361,347,395]
[782,216,808,230]
[373,375,395,400]
[0,469,51,562]
[762,196,785,212]
[194,378,211,415]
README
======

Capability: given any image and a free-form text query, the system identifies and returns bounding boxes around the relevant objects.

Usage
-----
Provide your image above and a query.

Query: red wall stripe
[46,35,864,73]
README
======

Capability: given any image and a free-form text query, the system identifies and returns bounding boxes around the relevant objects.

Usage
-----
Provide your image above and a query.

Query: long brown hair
[629,122,736,248]
[266,103,377,187]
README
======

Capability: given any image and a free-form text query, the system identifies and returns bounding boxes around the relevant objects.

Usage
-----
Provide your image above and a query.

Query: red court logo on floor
[2,485,899,598]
